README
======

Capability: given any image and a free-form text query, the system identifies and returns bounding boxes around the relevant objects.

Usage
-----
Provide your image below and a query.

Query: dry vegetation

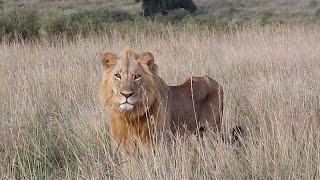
[1,25,320,179]
[195,0,320,13]
[4,0,320,16]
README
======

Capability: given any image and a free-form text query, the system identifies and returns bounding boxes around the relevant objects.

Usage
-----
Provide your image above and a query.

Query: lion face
[108,58,147,111]
[100,50,157,113]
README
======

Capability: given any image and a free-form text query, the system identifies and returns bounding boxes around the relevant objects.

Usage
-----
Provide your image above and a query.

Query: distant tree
[173,0,197,12]
[136,0,197,16]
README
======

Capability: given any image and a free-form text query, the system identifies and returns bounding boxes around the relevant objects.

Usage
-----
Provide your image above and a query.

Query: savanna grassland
[0,24,319,179]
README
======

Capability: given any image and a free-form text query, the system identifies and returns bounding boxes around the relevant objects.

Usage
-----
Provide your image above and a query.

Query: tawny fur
[99,49,223,151]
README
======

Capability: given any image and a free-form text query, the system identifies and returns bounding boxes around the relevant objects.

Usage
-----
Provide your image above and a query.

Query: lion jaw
[119,102,134,111]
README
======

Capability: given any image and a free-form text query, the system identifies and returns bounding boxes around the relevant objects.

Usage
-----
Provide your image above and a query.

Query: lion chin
[119,103,134,111]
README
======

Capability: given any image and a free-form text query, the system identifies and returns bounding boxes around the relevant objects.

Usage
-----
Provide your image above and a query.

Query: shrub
[174,0,197,12]
[140,0,197,16]
[45,8,133,38]
[154,9,191,24]
[0,0,4,9]
[45,11,102,38]
[0,6,40,41]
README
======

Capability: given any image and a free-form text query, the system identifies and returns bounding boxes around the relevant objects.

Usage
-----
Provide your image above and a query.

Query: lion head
[99,49,159,119]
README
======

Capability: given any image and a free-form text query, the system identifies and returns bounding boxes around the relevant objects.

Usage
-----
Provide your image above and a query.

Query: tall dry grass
[0,25,320,179]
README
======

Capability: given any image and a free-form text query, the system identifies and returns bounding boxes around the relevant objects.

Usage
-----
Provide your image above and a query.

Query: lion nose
[120,91,134,98]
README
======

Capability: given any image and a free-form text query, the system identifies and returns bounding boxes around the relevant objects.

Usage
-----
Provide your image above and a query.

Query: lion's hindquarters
[196,77,223,133]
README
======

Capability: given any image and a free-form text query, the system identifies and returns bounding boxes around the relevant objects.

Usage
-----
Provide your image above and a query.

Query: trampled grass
[0,25,320,179]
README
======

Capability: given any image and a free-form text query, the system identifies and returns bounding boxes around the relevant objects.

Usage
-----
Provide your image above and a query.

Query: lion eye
[134,75,141,81]
[115,73,121,80]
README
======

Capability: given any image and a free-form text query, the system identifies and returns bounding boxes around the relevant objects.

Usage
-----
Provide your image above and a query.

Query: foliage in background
[42,6,320,39]
[45,8,133,38]
[0,6,40,41]
[136,0,197,16]
[0,1,319,40]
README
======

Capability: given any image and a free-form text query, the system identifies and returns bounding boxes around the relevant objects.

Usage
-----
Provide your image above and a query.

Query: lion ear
[138,52,157,74]
[101,52,118,69]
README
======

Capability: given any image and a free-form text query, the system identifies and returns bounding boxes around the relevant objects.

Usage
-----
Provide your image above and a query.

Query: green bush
[141,0,197,16]
[0,6,40,41]
[154,9,191,24]
[45,8,133,38]
[0,0,4,9]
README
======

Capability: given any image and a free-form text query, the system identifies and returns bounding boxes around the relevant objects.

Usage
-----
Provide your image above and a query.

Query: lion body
[99,50,223,150]
[168,76,223,135]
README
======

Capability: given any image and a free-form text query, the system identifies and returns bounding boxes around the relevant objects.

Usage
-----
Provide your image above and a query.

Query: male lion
[99,49,223,150]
